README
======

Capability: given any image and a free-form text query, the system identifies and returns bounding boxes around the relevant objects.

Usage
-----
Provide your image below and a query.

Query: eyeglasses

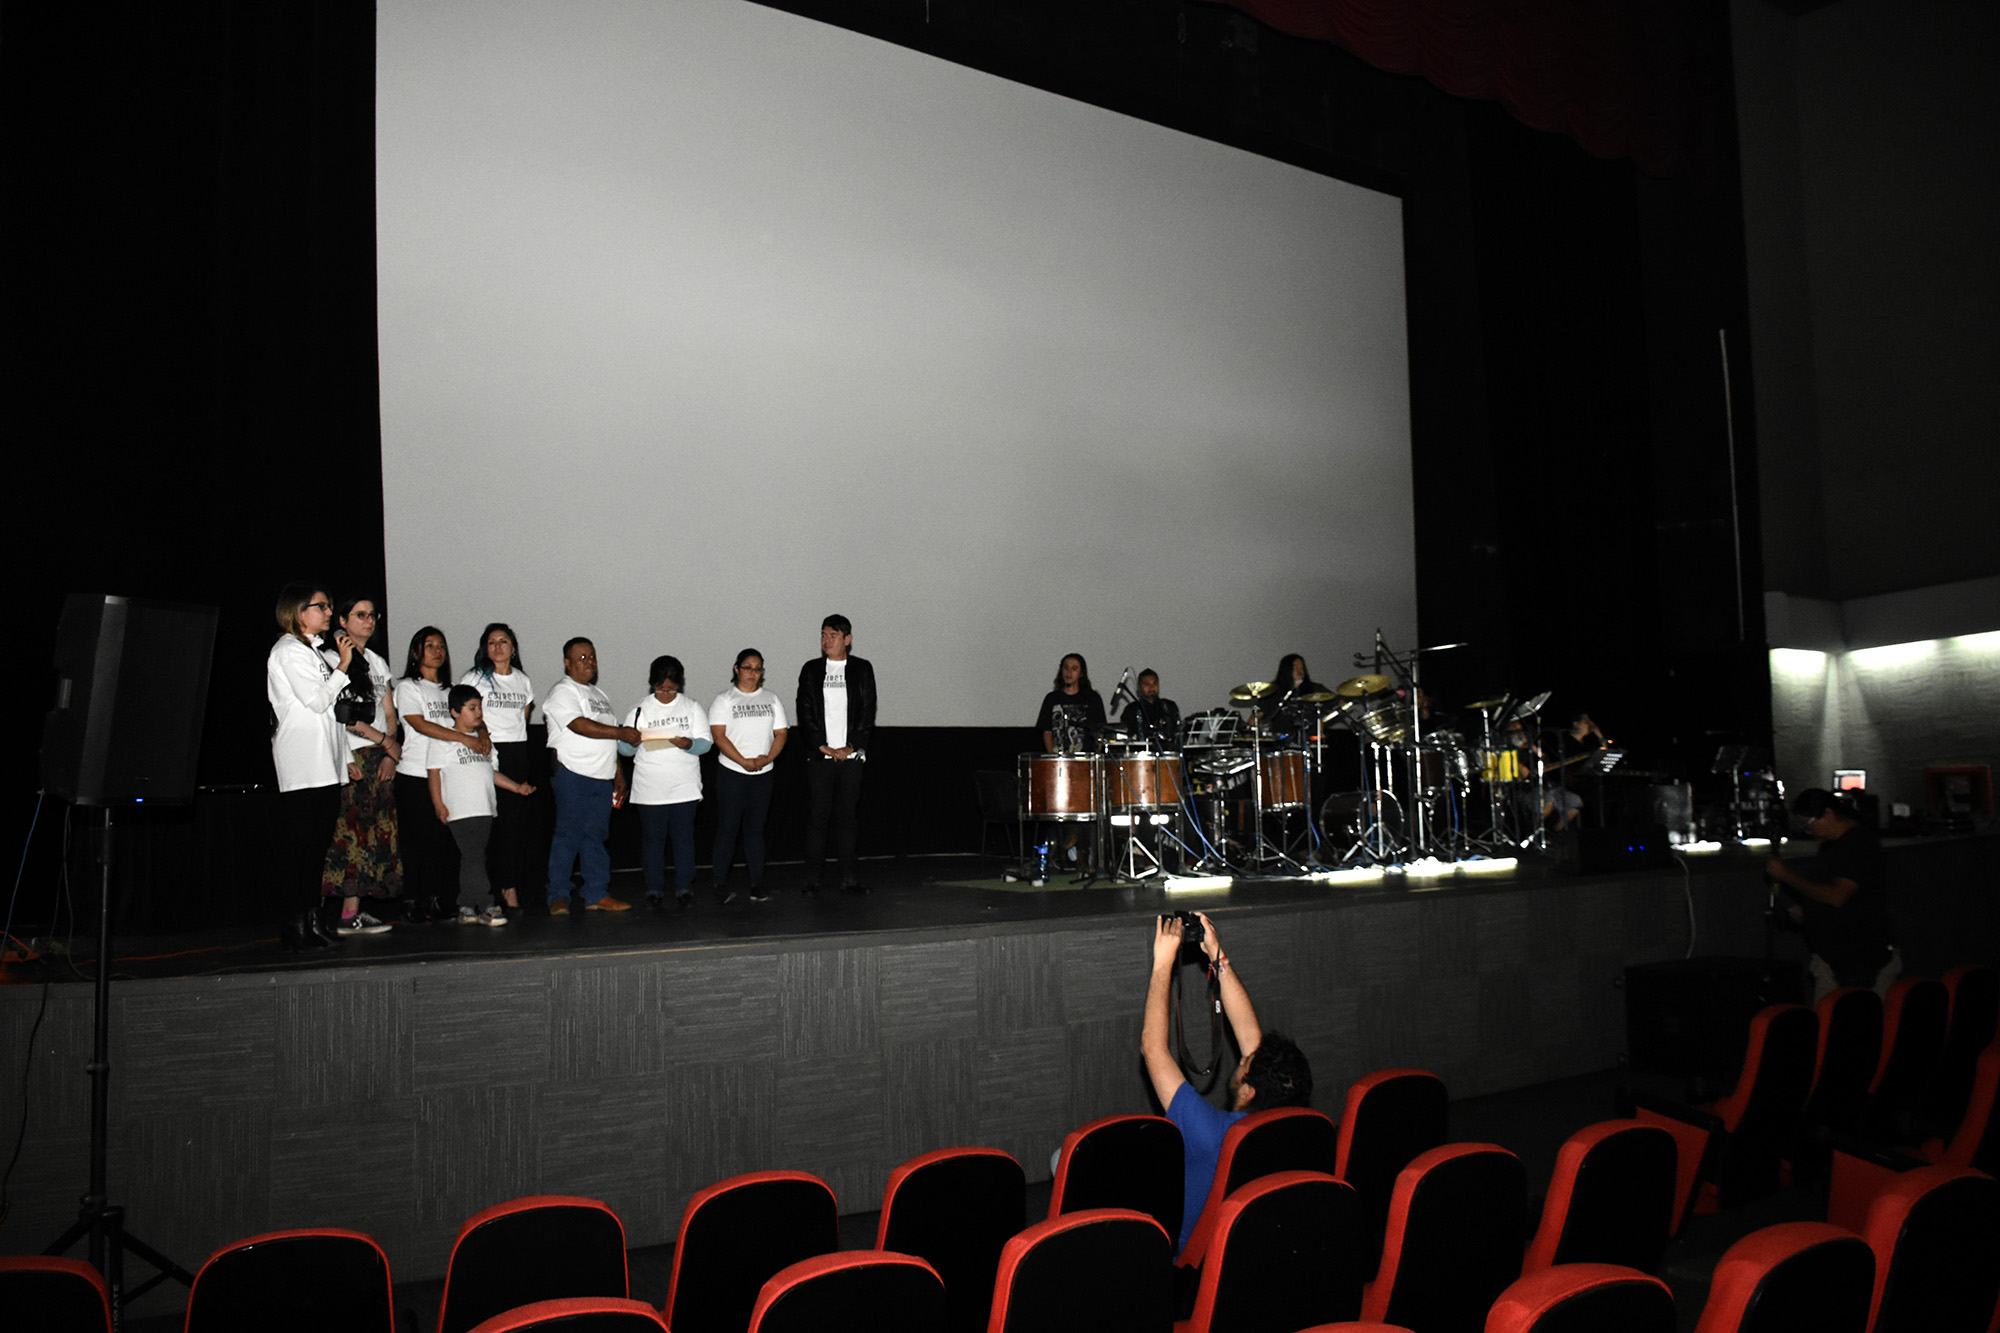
[348,610,377,620]
[304,601,332,613]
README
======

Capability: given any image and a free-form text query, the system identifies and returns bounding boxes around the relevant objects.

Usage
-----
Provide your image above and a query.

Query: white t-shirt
[822,657,850,751]
[344,648,393,757]
[625,693,710,805]
[267,633,349,792]
[544,675,620,780]
[463,666,534,743]
[710,686,788,776]
[394,677,453,778]
[431,736,500,821]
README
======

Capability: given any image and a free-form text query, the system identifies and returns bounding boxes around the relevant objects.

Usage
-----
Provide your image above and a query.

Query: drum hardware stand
[1245,706,1309,873]
[1466,697,1520,856]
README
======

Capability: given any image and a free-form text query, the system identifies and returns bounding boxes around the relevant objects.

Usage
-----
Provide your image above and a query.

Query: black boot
[281,908,333,951]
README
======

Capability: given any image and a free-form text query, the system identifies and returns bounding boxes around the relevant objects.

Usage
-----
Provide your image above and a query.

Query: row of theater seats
[1627,964,1998,1226]
[5,971,1994,1333]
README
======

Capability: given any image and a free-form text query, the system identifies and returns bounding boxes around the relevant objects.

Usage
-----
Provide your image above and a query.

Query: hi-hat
[1294,690,1338,703]
[1227,681,1274,703]
[1465,697,1507,711]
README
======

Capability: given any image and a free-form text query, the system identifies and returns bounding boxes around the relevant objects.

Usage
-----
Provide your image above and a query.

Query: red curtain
[1216,0,1710,179]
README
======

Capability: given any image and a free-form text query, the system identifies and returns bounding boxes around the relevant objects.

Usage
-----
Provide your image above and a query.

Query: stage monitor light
[1833,769,1867,793]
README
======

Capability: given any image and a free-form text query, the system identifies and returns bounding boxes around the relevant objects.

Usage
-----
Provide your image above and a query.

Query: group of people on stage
[1034,652,1330,755]
[264,584,875,950]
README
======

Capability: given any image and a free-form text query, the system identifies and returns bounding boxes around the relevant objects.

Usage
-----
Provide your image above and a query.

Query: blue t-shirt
[1167,1081,1246,1253]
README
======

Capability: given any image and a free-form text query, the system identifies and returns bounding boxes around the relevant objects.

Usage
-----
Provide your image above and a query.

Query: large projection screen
[377,0,1414,727]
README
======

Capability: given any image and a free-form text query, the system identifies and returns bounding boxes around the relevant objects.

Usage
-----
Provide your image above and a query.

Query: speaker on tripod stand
[38,593,218,1317]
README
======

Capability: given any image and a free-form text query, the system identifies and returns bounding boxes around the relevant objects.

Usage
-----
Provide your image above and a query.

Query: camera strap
[1171,960,1226,1093]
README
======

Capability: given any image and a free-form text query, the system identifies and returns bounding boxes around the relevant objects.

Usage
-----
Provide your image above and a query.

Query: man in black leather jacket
[794,613,877,894]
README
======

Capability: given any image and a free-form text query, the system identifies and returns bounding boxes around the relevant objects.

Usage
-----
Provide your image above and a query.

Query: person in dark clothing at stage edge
[795,613,876,895]
[1120,669,1181,748]
[1765,788,1901,1002]
[1141,911,1313,1254]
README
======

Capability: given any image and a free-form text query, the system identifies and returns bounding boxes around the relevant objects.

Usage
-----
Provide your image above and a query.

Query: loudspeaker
[1578,821,1674,873]
[41,593,219,806]
[1624,956,1806,1082]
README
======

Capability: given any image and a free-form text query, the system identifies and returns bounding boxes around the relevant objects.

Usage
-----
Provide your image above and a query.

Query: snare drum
[1020,754,1097,821]
[1108,752,1183,811]
[1258,749,1308,810]
[1478,747,1524,783]
[1353,692,1414,743]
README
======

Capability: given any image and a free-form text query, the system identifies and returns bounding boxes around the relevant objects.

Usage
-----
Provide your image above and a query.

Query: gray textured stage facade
[8,842,1997,1319]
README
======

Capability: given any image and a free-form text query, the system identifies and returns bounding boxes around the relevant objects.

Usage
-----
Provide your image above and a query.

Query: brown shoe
[587,895,631,912]
[548,897,570,915]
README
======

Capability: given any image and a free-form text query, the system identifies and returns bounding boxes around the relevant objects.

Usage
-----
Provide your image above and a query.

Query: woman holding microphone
[267,583,354,950]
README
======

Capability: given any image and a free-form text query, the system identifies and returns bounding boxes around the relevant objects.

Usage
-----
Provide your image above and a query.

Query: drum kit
[1016,633,1569,882]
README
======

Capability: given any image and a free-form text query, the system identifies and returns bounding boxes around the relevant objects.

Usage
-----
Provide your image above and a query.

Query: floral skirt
[322,747,403,899]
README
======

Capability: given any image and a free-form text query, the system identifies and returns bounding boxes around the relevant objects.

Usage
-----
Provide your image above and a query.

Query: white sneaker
[477,906,508,927]
[456,905,477,924]
[334,911,392,936]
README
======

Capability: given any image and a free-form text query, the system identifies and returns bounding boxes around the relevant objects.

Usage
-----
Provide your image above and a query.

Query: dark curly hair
[1244,1030,1313,1109]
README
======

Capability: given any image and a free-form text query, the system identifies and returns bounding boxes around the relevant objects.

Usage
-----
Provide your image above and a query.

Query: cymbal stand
[1468,701,1514,854]
[1353,633,1434,861]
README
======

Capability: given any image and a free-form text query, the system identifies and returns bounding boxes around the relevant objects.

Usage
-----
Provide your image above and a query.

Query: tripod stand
[43,806,194,1319]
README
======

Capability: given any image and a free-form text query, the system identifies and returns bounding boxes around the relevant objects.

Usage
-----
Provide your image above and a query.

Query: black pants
[804,758,864,885]
[278,783,341,919]
[394,771,459,906]
[710,767,775,891]
[489,740,534,897]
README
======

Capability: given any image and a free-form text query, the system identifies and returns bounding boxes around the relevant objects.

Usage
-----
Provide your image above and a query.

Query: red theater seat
[0,1255,112,1333]
[467,1297,670,1332]
[1924,965,1999,1133]
[1864,978,1948,1140]
[436,1197,627,1333]
[1361,1143,1527,1333]
[1484,1263,1674,1333]
[1690,1222,1873,1333]
[665,1171,838,1333]
[1178,1106,1339,1268]
[1521,1120,1677,1275]
[1633,1003,1817,1222]
[987,1208,1172,1333]
[1048,1113,1184,1244]
[1179,1171,1365,1333]
[1333,1069,1448,1268]
[749,1252,945,1333]
[876,1147,1025,1333]
[187,1227,395,1333]
[1805,987,1884,1138]
[1859,1165,2000,1333]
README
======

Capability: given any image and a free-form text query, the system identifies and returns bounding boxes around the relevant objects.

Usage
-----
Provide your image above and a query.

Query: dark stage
[8,835,1997,1321]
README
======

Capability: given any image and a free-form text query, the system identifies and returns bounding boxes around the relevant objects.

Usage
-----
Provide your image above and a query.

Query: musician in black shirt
[1037,652,1106,753]
[1766,788,1900,1001]
[1119,669,1181,749]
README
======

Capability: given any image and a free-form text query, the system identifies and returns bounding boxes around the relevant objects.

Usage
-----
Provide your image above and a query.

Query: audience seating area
[7,968,1996,1333]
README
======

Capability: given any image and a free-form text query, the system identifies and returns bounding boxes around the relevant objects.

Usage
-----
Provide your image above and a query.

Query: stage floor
[16,842,1748,983]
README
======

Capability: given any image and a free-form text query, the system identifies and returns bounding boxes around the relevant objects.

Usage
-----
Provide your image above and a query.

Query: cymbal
[1227,681,1274,703]
[1509,690,1552,720]
[1465,697,1507,711]
[1334,674,1392,698]
[1294,690,1338,703]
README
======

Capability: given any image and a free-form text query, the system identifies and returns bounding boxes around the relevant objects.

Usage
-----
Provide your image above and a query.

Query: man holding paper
[622,654,711,910]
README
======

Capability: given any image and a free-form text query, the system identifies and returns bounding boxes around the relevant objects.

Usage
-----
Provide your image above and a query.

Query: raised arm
[1141,915,1191,1110]
[1195,912,1263,1059]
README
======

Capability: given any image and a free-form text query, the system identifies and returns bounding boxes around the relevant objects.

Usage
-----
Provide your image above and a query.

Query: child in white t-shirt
[429,686,537,926]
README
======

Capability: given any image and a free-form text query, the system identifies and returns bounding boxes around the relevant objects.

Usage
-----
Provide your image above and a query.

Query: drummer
[1037,652,1107,754]
[1120,669,1181,749]
[1259,653,1329,742]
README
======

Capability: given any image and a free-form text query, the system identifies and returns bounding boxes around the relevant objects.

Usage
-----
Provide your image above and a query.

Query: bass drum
[1258,750,1309,810]
[1108,753,1184,811]
[1020,754,1097,822]
[1319,791,1402,846]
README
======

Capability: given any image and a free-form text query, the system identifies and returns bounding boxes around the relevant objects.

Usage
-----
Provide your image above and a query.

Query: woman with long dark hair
[1035,652,1105,754]
[393,626,488,921]
[319,595,399,934]
[463,622,535,913]
[267,583,354,950]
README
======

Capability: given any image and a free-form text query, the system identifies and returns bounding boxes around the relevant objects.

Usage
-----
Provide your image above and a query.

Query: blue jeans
[547,762,613,904]
[638,800,699,900]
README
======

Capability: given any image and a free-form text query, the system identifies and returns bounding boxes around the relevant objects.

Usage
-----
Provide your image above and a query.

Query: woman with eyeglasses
[708,649,788,903]
[267,584,356,950]
[318,595,399,936]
